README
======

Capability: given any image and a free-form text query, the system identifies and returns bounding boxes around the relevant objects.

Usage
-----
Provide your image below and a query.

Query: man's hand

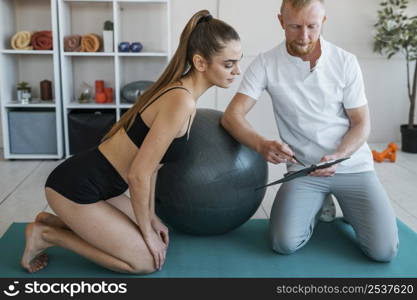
[309,153,345,177]
[258,139,297,164]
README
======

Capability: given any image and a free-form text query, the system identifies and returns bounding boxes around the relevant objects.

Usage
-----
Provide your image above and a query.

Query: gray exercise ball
[155,108,268,235]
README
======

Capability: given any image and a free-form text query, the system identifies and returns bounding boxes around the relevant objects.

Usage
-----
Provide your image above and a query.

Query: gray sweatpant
[269,171,399,262]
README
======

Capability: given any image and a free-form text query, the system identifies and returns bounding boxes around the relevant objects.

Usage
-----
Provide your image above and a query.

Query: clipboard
[256,157,350,190]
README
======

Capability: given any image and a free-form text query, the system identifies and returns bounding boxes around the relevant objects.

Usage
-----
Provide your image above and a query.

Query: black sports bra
[125,86,192,163]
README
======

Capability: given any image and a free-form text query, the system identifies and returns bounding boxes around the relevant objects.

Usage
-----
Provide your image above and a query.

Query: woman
[21,10,242,274]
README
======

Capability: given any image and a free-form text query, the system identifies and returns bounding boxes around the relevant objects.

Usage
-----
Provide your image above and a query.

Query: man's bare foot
[21,222,53,273]
[35,212,69,229]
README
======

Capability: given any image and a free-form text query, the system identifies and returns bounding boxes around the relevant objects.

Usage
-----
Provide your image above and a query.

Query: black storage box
[68,109,116,155]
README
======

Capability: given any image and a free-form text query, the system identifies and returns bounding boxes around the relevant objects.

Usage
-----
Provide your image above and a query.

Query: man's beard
[288,39,318,56]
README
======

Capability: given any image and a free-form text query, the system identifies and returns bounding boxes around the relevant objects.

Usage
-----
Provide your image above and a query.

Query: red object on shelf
[95,80,104,93]
[104,87,113,103]
[95,92,107,103]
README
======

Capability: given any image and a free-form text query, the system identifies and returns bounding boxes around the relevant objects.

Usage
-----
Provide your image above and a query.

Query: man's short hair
[280,0,324,13]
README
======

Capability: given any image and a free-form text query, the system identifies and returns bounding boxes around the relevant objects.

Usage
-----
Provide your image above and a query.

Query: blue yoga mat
[1,219,416,278]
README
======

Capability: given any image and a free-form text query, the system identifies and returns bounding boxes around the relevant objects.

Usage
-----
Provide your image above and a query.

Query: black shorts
[45,147,128,204]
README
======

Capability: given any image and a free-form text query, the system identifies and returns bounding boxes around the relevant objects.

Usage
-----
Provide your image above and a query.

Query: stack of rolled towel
[32,31,53,50]
[11,31,53,50]
[10,31,102,52]
[64,34,102,52]
[64,35,81,52]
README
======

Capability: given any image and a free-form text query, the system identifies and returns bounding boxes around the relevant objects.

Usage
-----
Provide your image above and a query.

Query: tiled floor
[1,143,416,238]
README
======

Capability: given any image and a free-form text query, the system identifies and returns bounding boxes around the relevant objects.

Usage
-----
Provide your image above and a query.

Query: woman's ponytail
[102,10,239,141]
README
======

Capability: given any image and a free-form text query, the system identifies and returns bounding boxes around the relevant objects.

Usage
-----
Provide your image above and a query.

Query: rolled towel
[80,34,101,52]
[64,35,81,52]
[11,31,33,50]
[31,31,53,50]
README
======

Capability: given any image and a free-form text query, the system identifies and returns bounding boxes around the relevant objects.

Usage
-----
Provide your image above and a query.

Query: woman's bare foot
[35,212,69,229]
[21,222,54,273]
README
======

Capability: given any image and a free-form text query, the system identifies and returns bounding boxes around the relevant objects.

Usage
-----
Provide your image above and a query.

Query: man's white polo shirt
[238,37,374,173]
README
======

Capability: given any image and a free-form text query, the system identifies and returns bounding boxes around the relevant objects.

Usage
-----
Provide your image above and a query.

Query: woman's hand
[151,215,170,247]
[143,229,167,270]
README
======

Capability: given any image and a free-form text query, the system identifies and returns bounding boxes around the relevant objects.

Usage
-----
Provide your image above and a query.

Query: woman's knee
[126,259,157,274]
[123,250,158,274]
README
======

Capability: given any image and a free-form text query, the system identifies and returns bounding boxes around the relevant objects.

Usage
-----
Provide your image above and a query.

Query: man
[221,0,398,262]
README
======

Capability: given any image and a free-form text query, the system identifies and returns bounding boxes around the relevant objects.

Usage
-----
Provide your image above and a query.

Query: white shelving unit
[0,0,64,159]
[58,0,171,157]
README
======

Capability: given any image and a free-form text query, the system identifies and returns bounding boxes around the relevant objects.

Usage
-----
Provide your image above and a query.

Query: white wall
[0,113,2,148]
[1,0,416,149]
[323,0,417,143]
